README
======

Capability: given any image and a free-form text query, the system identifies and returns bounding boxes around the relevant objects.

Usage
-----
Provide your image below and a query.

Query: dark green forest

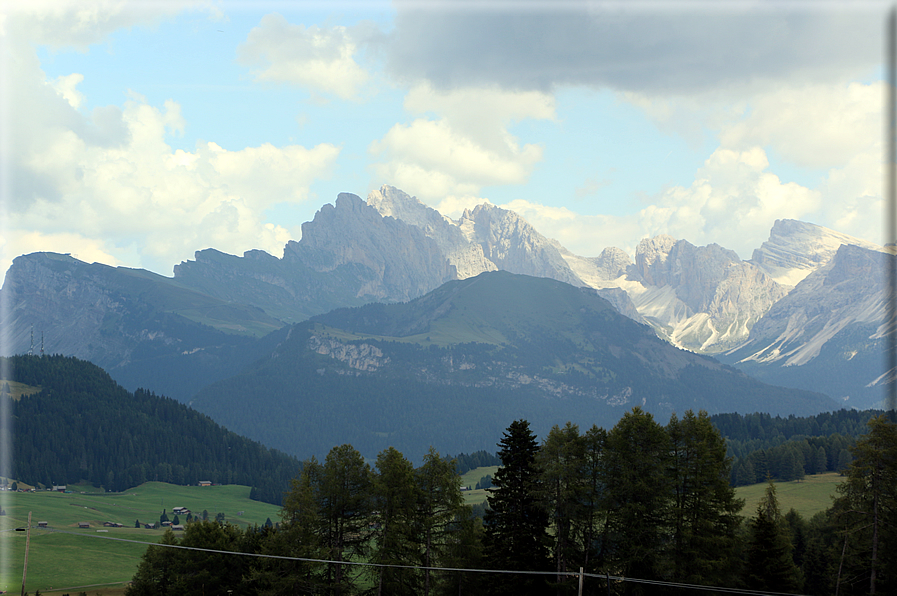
[127,411,897,595]
[3,355,299,504]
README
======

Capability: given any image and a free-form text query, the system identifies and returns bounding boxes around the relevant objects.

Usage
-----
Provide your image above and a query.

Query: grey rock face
[738,244,884,367]
[290,192,456,301]
[1,253,131,368]
[750,219,881,286]
[629,235,787,352]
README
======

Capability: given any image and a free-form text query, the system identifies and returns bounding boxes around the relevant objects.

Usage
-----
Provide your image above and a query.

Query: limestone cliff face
[307,334,389,372]
[458,203,584,287]
[289,192,456,301]
[627,236,787,352]
[367,186,496,279]
[0,253,133,368]
[750,219,882,287]
[738,244,885,367]
[367,185,581,286]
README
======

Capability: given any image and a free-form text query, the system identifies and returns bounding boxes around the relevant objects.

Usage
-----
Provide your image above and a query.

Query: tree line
[126,407,897,595]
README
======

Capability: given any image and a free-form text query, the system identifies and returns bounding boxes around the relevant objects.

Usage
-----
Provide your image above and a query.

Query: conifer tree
[743,478,803,593]
[484,419,551,595]
[371,447,421,596]
[832,415,897,595]
[417,447,467,596]
[536,422,587,592]
[601,407,672,592]
[667,410,744,588]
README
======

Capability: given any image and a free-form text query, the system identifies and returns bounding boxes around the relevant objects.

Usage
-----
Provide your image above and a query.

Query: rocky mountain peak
[750,218,881,287]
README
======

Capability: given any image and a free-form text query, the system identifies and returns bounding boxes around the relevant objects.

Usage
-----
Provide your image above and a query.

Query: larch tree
[416,447,467,596]
[600,407,672,595]
[667,410,744,588]
[832,415,897,595]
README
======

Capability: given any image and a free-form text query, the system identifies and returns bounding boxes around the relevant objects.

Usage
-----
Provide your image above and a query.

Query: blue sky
[0,0,888,277]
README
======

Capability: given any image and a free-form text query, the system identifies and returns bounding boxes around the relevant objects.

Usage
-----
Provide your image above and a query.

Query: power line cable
[44,528,814,596]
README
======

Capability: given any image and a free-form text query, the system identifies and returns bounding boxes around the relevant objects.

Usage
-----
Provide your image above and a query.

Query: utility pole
[20,511,32,596]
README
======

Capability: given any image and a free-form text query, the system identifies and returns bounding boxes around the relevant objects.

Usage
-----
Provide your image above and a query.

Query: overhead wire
[44,527,814,596]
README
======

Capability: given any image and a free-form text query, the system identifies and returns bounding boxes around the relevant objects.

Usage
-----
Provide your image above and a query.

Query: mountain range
[1,184,891,455]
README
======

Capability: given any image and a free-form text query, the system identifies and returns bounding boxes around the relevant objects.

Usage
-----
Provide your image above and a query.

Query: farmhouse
[78,522,89,528]
[198,480,212,487]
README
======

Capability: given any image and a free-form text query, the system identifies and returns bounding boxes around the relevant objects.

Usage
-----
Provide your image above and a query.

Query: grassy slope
[736,472,843,519]
[0,482,281,594]
[0,471,843,593]
[459,466,498,506]
[459,467,844,518]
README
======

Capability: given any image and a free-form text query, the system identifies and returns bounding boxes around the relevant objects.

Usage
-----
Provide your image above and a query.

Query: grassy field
[0,470,844,594]
[459,467,845,519]
[459,466,497,507]
[736,472,844,519]
[0,481,281,594]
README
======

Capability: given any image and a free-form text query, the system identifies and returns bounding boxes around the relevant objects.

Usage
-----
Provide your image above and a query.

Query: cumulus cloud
[637,147,822,258]
[718,82,882,169]
[238,13,377,100]
[387,2,881,96]
[3,42,340,277]
[498,199,642,258]
[369,84,554,203]
[4,0,207,50]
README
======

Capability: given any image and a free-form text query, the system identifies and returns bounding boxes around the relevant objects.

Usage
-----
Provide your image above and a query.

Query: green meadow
[736,472,844,519]
[0,472,845,594]
[0,482,281,594]
[459,465,497,507]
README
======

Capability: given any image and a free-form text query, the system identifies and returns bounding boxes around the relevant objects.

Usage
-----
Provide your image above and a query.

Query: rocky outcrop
[458,203,584,287]
[723,244,889,408]
[368,185,582,286]
[307,334,389,372]
[367,186,496,279]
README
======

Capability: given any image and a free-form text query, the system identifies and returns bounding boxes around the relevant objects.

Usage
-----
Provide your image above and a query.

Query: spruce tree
[743,478,803,593]
[484,419,551,595]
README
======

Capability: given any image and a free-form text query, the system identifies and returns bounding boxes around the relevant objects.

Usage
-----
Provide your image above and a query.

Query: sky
[0,0,890,279]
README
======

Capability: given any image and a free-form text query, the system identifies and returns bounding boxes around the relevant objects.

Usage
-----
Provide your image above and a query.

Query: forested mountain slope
[4,354,299,504]
[190,271,837,460]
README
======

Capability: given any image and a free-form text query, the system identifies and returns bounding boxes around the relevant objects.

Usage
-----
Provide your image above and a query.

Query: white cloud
[238,13,375,100]
[719,82,882,169]
[498,199,642,258]
[637,147,822,258]
[3,0,205,50]
[369,84,554,203]
[0,230,120,280]
[49,73,86,109]
[3,45,340,277]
